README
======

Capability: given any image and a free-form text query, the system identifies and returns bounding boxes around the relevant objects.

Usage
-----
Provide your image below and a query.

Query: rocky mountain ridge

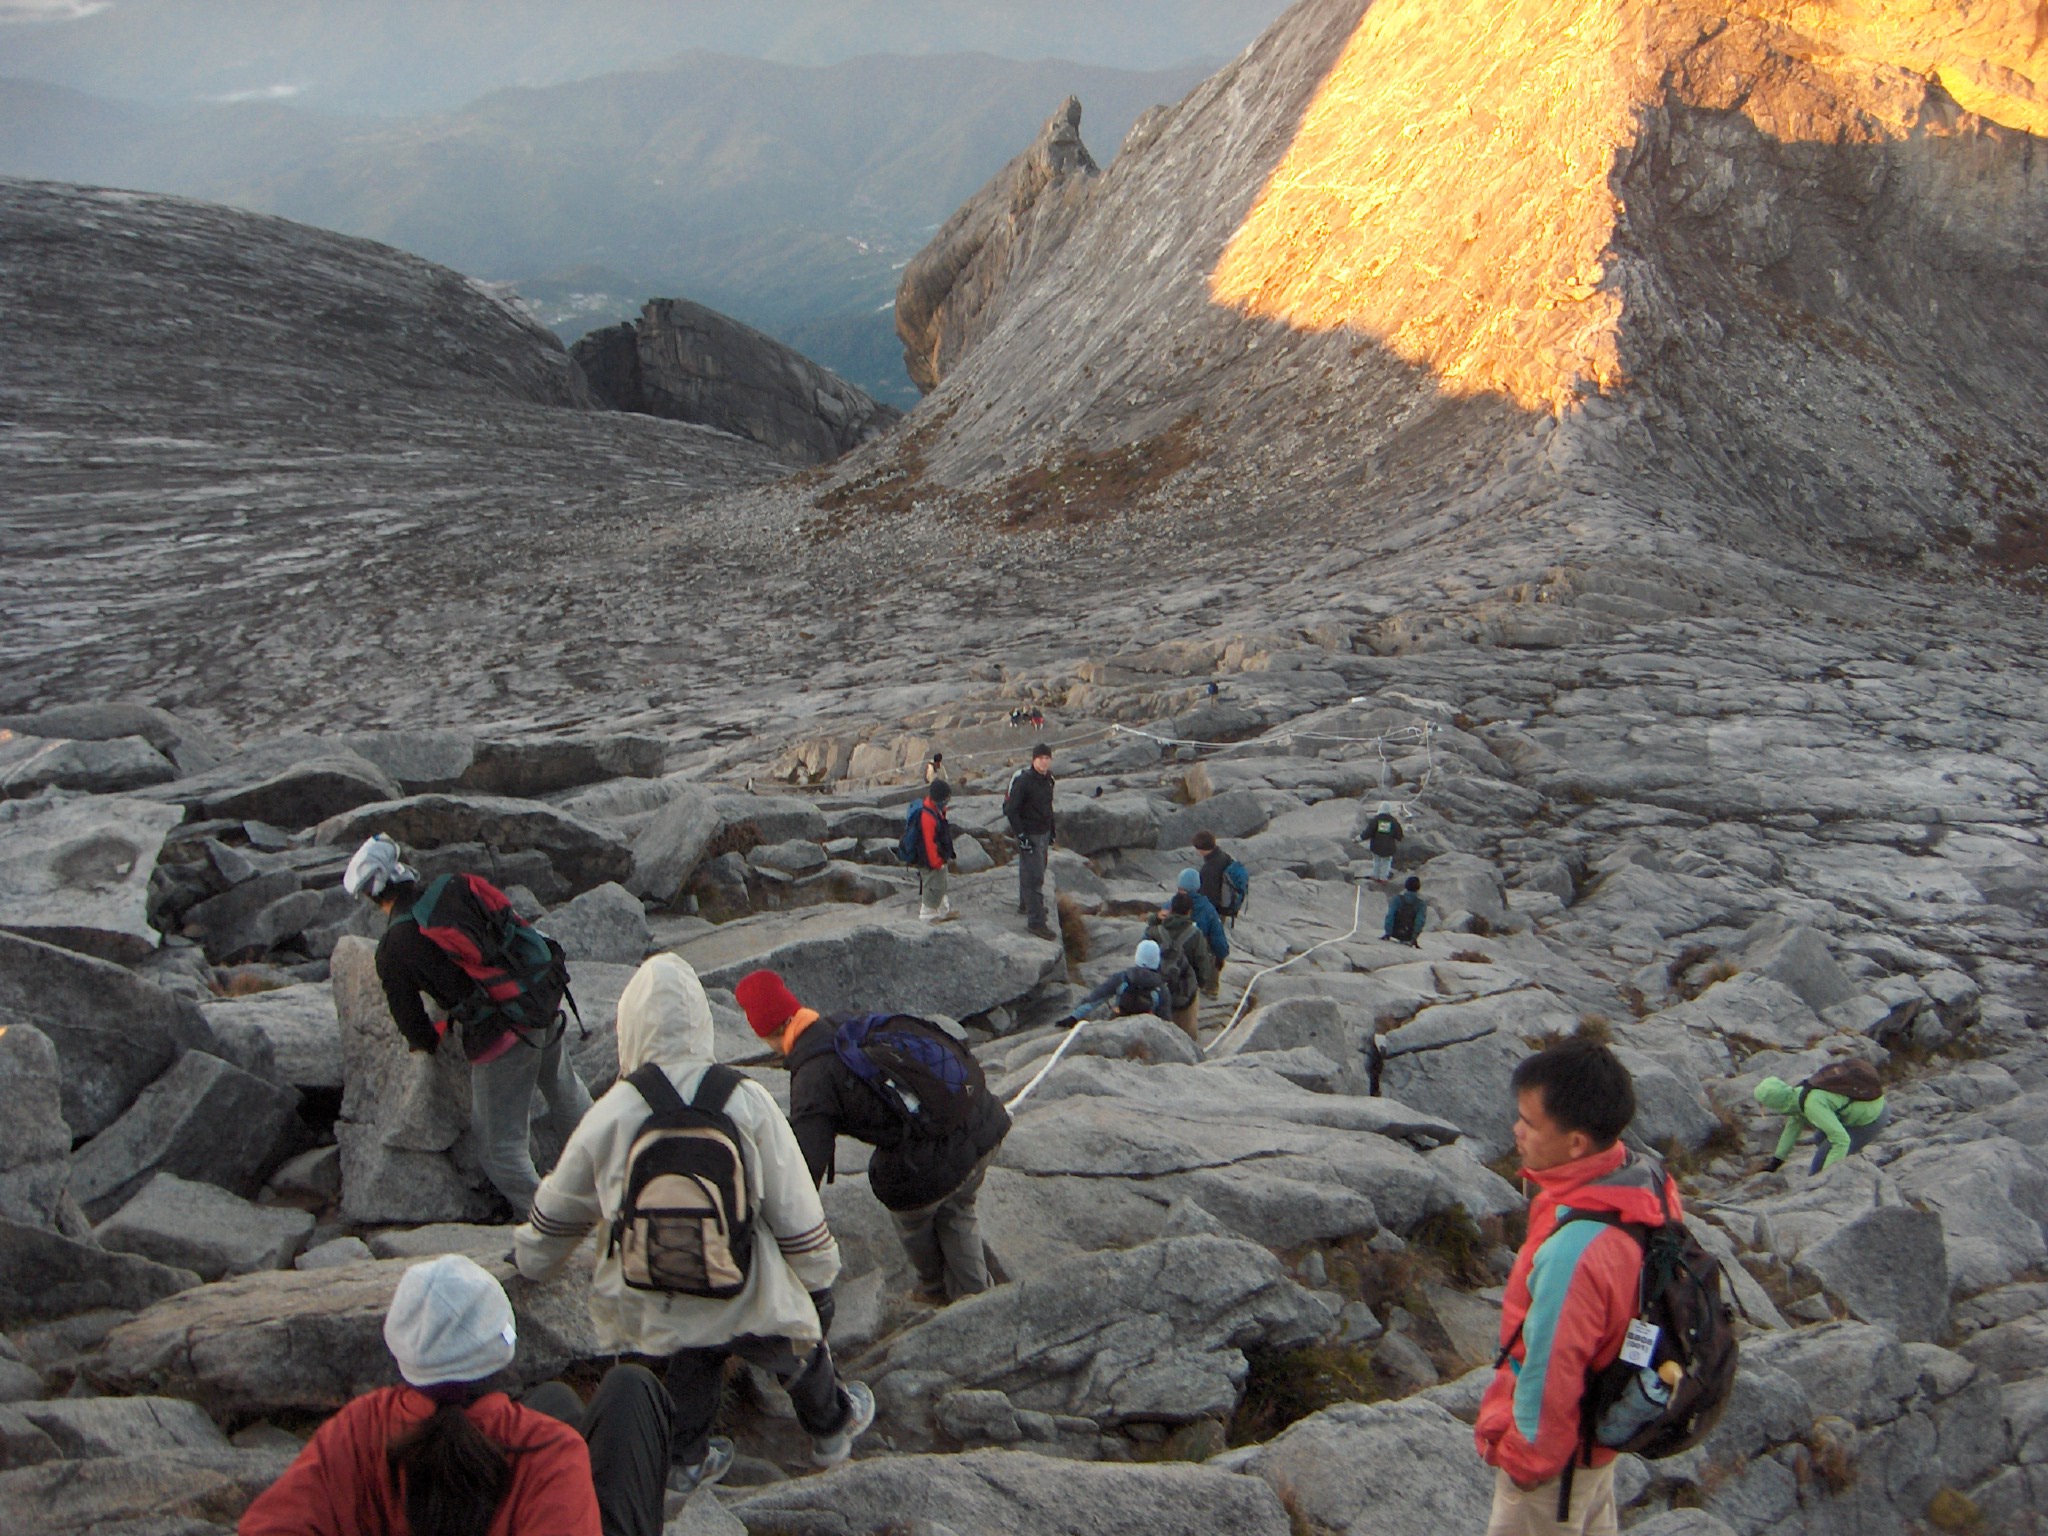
[3,2,2048,1533]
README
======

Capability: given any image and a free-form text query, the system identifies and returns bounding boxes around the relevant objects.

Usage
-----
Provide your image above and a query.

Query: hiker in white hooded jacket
[513,954,874,1489]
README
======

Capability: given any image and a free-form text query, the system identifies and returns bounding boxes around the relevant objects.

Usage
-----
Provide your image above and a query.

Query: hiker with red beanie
[735,969,1010,1303]
[1477,1038,1682,1536]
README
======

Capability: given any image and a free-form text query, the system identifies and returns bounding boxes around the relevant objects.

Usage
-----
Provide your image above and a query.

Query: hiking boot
[911,1280,948,1306]
[1027,922,1058,942]
[670,1436,734,1492]
[812,1382,876,1468]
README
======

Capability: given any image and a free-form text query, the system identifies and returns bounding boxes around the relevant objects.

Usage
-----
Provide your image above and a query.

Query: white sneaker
[812,1381,875,1467]
[670,1436,733,1491]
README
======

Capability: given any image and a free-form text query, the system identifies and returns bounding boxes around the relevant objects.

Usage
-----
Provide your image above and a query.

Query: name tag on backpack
[1621,1319,1661,1368]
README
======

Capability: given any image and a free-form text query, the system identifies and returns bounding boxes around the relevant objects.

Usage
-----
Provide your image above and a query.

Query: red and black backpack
[409,873,579,1053]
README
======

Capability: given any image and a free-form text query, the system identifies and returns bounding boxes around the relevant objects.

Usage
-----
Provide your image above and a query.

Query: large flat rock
[0,1445,292,1535]
[315,793,633,897]
[0,731,175,796]
[672,899,1065,1022]
[86,1251,596,1417]
[731,1449,1292,1536]
[202,981,341,1091]
[143,736,402,827]
[0,792,183,960]
[0,1022,71,1229]
[1234,1399,1496,1536]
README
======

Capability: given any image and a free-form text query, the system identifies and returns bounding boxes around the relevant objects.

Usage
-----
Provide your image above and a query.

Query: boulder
[1742,925,1858,1014]
[1612,1045,1722,1156]
[180,869,303,959]
[674,903,1064,1024]
[579,300,900,463]
[0,931,221,1137]
[86,1254,596,1417]
[13,1394,228,1457]
[1656,974,1829,1054]
[0,1445,291,1534]
[331,936,578,1224]
[0,792,184,961]
[1156,788,1272,849]
[95,1172,314,1280]
[1417,851,1511,931]
[0,732,175,797]
[749,838,828,876]
[202,983,341,1091]
[315,794,633,897]
[69,1050,301,1220]
[731,1449,1291,1535]
[0,1023,71,1229]
[1377,990,1580,1157]
[0,1216,198,1321]
[538,881,650,964]
[0,704,224,775]
[871,1235,1330,1432]
[1057,792,1164,856]
[460,735,666,798]
[1797,1204,1950,1342]
[709,792,828,847]
[266,1144,340,1203]
[1891,1138,2048,1294]
[625,781,721,902]
[296,1236,374,1270]
[347,729,478,792]
[952,833,995,875]
[146,738,402,827]
[1237,1398,1495,1536]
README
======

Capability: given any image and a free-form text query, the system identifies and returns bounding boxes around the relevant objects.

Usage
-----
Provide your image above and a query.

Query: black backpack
[1146,924,1199,1011]
[1502,1183,1738,1520]
[835,1013,985,1139]
[1388,893,1424,943]
[610,1064,756,1299]
[1114,969,1171,1018]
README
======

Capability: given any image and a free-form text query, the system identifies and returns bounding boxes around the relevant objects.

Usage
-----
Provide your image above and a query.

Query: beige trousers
[1484,1462,1618,1536]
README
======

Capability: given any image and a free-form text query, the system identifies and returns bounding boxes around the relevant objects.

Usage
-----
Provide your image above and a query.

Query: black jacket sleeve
[375,921,477,1054]
[786,1056,840,1186]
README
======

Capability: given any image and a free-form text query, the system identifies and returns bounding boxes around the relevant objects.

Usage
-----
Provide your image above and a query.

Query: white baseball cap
[344,833,419,900]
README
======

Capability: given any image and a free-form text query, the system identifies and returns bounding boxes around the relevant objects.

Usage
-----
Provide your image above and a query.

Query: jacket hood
[1378,802,1395,816]
[616,954,715,1073]
[1527,1140,1680,1225]
[1753,1076,1801,1113]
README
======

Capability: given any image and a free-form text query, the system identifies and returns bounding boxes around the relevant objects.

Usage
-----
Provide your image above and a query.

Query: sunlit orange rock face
[1210,0,2047,411]
[1211,0,1641,410]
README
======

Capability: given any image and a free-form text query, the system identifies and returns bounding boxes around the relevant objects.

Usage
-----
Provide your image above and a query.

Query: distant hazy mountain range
[0,0,1290,112]
[0,51,1209,404]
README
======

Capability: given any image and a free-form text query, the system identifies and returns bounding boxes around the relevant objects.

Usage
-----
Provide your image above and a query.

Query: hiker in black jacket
[1005,742,1058,941]
[736,969,1010,1303]
[344,834,591,1219]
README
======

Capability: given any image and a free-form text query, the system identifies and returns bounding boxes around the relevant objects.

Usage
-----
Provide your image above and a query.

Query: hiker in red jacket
[240,1254,670,1536]
[1476,1038,1680,1536]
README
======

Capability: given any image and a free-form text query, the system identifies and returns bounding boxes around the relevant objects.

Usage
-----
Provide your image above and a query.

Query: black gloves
[810,1288,836,1335]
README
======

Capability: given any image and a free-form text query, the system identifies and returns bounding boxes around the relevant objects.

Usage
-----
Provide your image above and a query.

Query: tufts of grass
[1448,949,1494,965]
[1410,1205,1491,1287]
[1230,1343,1382,1447]
[1056,893,1091,963]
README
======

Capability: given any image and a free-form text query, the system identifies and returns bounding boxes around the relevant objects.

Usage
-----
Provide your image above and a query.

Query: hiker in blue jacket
[1176,868,1230,996]
[1071,940,1175,1021]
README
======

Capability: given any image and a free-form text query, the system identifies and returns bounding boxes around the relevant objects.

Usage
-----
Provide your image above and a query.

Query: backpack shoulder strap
[409,872,456,926]
[691,1063,746,1117]
[626,1062,689,1121]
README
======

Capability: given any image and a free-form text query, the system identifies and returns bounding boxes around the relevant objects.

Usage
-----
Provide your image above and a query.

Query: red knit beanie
[735,969,802,1038]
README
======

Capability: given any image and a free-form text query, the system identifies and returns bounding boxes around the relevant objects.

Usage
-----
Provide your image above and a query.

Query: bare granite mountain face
[573,299,900,464]
[875,0,2048,583]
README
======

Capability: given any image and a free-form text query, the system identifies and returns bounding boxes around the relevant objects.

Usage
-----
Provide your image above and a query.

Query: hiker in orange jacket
[1476,1039,1681,1536]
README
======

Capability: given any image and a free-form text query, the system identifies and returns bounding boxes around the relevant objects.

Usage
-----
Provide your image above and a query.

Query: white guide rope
[1003,1011,1097,1113]
[1201,884,1366,1059]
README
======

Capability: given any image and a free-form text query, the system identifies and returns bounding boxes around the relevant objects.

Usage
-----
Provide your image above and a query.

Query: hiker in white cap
[344,832,592,1219]
[239,1254,672,1536]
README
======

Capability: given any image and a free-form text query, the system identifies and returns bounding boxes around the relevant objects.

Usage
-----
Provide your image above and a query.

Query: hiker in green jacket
[1753,1076,1891,1174]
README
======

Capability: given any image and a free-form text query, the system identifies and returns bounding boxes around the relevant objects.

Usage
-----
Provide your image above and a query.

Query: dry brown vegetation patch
[996,414,1203,530]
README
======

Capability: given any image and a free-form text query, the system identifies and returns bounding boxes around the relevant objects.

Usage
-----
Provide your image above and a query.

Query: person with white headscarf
[514,955,873,1489]
[342,833,592,1219]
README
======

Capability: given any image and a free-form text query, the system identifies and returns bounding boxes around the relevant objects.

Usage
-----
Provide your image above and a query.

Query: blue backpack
[834,1013,984,1137]
[1217,859,1251,919]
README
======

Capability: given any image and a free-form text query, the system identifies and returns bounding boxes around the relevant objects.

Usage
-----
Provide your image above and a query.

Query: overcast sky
[0,1,1300,113]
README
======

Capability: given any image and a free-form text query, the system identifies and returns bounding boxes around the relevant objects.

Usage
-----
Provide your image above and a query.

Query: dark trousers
[663,1335,848,1467]
[525,1365,672,1536]
[1017,834,1050,926]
